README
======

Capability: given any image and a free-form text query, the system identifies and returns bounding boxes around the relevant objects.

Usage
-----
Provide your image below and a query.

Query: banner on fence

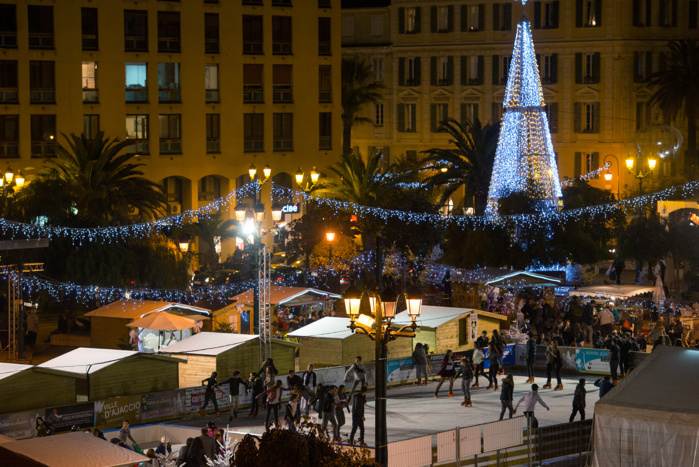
[44,403,94,432]
[140,390,182,421]
[575,348,611,372]
[0,410,38,439]
[94,395,141,429]
[386,357,415,383]
[183,386,230,412]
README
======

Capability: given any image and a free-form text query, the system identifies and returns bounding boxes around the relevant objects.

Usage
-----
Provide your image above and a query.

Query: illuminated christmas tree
[485,0,562,219]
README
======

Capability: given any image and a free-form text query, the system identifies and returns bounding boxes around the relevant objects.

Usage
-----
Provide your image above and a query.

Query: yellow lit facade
[342,0,699,209]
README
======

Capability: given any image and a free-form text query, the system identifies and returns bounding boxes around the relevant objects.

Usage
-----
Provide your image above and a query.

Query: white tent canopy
[569,284,658,300]
[593,346,699,466]
[160,331,258,356]
[393,306,471,328]
[37,348,138,375]
[287,317,354,339]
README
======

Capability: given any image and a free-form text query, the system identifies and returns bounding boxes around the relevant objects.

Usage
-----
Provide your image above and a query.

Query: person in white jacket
[513,384,549,429]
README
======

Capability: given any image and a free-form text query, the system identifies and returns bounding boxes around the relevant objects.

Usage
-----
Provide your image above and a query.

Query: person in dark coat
[569,378,587,422]
[609,338,620,384]
[196,427,216,462]
[434,350,457,397]
[499,374,515,420]
[594,376,614,399]
[187,436,208,467]
[349,386,367,446]
[176,438,193,466]
[457,357,474,406]
[199,371,220,417]
[220,370,247,421]
[581,301,595,344]
[487,343,503,390]
[525,332,536,383]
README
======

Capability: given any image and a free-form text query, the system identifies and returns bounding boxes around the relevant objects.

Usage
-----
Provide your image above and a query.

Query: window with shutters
[574,102,600,133]
[462,4,484,32]
[124,10,148,52]
[633,0,651,26]
[493,3,513,31]
[636,101,651,131]
[375,103,384,127]
[159,114,182,155]
[84,115,99,140]
[82,8,98,51]
[158,63,180,103]
[533,1,559,29]
[430,6,452,33]
[28,6,54,49]
[205,64,219,103]
[206,114,220,154]
[199,176,221,202]
[319,65,332,102]
[205,13,219,54]
[372,58,383,83]
[492,55,511,85]
[29,61,55,104]
[125,114,149,155]
[492,103,503,123]
[400,57,421,87]
[318,17,331,55]
[546,103,558,133]
[244,64,263,103]
[30,115,56,157]
[406,7,419,33]
[273,113,293,151]
[0,61,18,103]
[461,55,484,85]
[273,16,292,55]
[585,153,599,175]
[633,52,652,82]
[157,11,180,53]
[0,115,19,158]
[461,103,479,127]
[585,54,595,82]
[538,54,557,84]
[398,104,417,132]
[577,0,601,28]
[82,61,98,103]
[434,56,452,86]
[575,52,600,84]
[244,113,264,152]
[0,4,17,48]
[371,15,384,36]
[431,103,449,132]
[342,17,354,37]
[319,112,332,149]
[273,65,293,103]
[659,0,678,27]
[690,1,698,28]
[243,15,263,55]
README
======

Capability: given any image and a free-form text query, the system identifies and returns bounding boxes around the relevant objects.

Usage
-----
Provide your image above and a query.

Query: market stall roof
[37,348,181,376]
[484,271,561,287]
[0,362,33,381]
[569,284,657,300]
[126,312,196,331]
[287,317,354,340]
[160,331,258,356]
[392,306,508,328]
[84,299,211,320]
[230,286,340,307]
[0,431,147,467]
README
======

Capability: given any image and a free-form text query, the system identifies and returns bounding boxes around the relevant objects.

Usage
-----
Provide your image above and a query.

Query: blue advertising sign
[575,348,610,373]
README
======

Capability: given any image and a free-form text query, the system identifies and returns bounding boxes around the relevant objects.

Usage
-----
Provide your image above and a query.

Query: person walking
[219,370,247,421]
[514,384,550,430]
[609,338,620,385]
[491,329,505,375]
[348,386,367,447]
[617,333,630,379]
[344,356,366,400]
[334,385,348,440]
[321,386,340,442]
[434,349,457,397]
[499,373,515,420]
[543,339,553,389]
[199,372,220,417]
[301,364,317,419]
[284,394,300,432]
[581,301,595,344]
[247,372,263,418]
[569,378,587,422]
[551,341,564,390]
[525,332,536,383]
[472,344,489,388]
[457,357,473,407]
[413,343,428,385]
[487,343,502,391]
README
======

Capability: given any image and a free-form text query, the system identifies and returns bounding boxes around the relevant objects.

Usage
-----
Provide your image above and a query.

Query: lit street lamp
[295,166,320,192]
[603,154,620,200]
[344,282,423,467]
[626,152,657,282]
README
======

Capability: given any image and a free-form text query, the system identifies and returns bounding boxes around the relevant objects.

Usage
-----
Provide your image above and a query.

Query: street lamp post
[603,154,620,200]
[326,231,335,291]
[344,282,423,467]
[626,152,657,282]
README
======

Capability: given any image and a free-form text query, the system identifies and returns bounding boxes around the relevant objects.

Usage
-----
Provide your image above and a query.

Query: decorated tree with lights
[485,0,562,219]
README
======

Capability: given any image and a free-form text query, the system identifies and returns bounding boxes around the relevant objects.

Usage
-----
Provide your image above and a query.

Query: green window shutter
[431,57,438,85]
[551,54,558,83]
[461,5,468,31]
[593,103,600,132]
[574,152,582,177]
[430,104,437,132]
[534,2,542,29]
[478,4,485,31]
[431,6,438,33]
[461,56,468,85]
[447,56,454,84]
[399,8,405,33]
[574,103,582,132]
[448,6,454,32]
[415,57,421,85]
[595,0,602,26]
[552,1,560,27]
[575,53,582,83]
[503,3,512,30]
[493,3,501,31]
[576,0,583,27]
[399,57,405,86]
[593,52,601,83]
[646,0,652,25]
[415,7,421,32]
[492,55,500,85]
[397,104,405,132]
[592,152,600,170]
[460,103,467,127]
[672,0,678,26]
[477,56,484,84]
[473,104,480,125]
[632,0,640,25]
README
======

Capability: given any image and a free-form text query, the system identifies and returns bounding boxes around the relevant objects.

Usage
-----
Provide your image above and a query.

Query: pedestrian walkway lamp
[345,283,423,467]
[626,152,656,283]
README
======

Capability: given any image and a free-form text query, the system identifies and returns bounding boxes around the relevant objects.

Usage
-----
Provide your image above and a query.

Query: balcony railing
[29,89,55,104]
[28,33,54,49]
[31,142,55,157]
[0,33,17,48]
[272,85,292,103]
[318,41,331,55]
[438,78,450,86]
[82,35,98,50]
[125,36,148,52]
[0,88,18,103]
[159,139,182,154]
[319,90,331,103]
[205,39,219,54]
[158,38,180,53]
[319,136,331,150]
[82,89,98,103]
[159,89,181,103]
[405,78,419,86]
[272,42,292,55]
[243,85,263,103]
[126,140,149,155]
[468,78,482,85]
[206,90,219,103]
[272,0,292,6]
[243,41,263,54]
[206,139,220,153]
[273,138,293,151]
[243,0,263,5]
[126,88,148,103]
[244,138,264,152]
[0,143,19,158]
[318,0,331,7]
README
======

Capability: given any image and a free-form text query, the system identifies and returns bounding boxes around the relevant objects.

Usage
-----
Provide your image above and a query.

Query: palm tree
[341,58,382,155]
[649,40,699,170]
[420,118,500,214]
[174,212,238,270]
[44,132,166,226]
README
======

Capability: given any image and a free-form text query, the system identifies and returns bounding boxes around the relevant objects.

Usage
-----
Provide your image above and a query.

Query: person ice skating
[321,385,340,442]
[499,373,515,420]
[257,380,287,429]
[344,356,366,399]
[609,338,620,384]
[551,341,563,390]
[248,372,263,418]
[434,350,457,397]
[200,372,220,417]
[543,339,554,389]
[456,357,473,406]
[334,385,348,439]
[472,344,489,388]
[594,376,614,399]
[413,343,428,385]
[487,343,503,391]
[525,332,536,383]
[569,378,587,422]
[285,394,300,432]
[349,386,367,447]
[220,370,247,421]
[514,384,550,430]
[301,364,317,418]
[491,329,505,375]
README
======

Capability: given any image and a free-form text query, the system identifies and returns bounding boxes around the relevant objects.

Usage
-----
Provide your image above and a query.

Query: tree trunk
[342,121,353,156]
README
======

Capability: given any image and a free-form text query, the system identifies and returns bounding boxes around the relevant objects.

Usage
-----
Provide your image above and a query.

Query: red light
[350,215,358,222]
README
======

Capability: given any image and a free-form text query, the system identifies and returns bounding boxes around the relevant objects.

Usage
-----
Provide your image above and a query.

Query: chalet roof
[160,332,257,356]
[393,306,508,328]
[287,317,354,340]
[37,348,181,376]
[84,299,210,320]
[230,286,340,307]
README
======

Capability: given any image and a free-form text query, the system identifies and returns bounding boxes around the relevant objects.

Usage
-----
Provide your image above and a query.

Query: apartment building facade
[342,0,699,210]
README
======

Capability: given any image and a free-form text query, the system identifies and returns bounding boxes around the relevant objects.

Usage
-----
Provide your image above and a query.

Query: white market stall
[569,284,658,300]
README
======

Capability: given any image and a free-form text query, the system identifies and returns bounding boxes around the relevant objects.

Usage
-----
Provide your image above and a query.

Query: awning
[230,286,340,308]
[127,312,196,331]
[569,285,657,300]
[484,271,561,287]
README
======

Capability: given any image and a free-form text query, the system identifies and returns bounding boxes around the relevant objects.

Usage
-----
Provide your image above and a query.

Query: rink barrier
[513,344,649,374]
